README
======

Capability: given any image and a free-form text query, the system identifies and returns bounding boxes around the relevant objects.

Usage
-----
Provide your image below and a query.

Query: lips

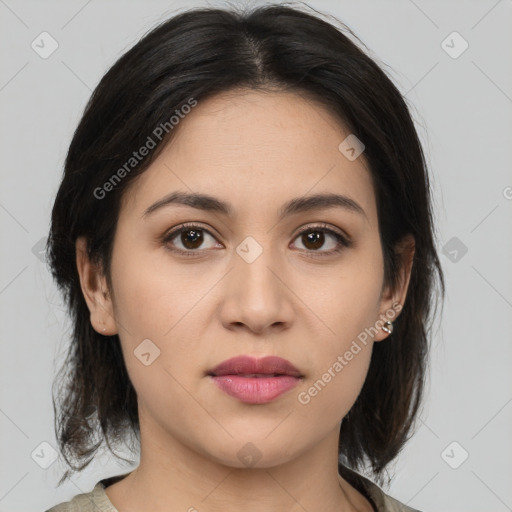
[208,355,303,378]
[208,355,304,404]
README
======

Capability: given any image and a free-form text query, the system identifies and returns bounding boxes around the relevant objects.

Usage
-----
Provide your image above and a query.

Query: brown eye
[301,231,325,250]
[162,223,222,257]
[291,225,352,256]
[179,228,204,250]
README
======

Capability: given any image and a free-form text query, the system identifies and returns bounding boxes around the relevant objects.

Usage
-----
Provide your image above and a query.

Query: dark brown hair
[47,2,445,487]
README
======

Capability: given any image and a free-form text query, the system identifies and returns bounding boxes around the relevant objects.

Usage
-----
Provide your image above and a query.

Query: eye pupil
[182,229,203,249]
[303,231,324,250]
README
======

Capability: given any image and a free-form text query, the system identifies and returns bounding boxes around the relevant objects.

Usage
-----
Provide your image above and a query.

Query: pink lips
[208,355,303,404]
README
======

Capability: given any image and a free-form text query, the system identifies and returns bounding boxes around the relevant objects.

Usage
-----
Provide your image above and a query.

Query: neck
[104,417,370,512]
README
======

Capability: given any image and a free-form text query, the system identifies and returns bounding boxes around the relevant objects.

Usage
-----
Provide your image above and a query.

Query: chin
[195,435,303,470]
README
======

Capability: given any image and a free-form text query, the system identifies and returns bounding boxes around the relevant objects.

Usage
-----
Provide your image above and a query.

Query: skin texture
[76,89,414,512]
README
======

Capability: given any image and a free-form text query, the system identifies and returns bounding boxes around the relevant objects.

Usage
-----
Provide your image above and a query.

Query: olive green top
[45,466,421,512]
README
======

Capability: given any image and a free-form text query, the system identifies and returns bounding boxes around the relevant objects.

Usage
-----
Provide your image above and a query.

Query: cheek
[310,249,384,345]
[295,248,383,414]
[302,320,374,415]
[109,237,200,341]
[108,240,212,399]
[298,344,372,422]
[295,303,375,429]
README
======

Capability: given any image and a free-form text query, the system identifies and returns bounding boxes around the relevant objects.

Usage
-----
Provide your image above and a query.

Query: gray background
[1,0,511,510]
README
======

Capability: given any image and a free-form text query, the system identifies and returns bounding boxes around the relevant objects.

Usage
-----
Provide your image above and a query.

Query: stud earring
[382,320,393,334]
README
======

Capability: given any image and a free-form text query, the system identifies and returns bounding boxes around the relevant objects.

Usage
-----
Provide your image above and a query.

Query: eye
[162,222,352,258]
[162,223,222,257]
[291,223,352,257]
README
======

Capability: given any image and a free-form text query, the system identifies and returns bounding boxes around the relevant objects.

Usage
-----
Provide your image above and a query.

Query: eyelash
[161,222,352,259]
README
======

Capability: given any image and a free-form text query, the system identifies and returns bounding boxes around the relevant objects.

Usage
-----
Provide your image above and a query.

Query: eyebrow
[142,191,368,221]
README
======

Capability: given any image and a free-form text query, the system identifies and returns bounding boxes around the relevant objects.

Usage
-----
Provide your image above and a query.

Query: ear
[75,236,118,336]
[373,234,415,342]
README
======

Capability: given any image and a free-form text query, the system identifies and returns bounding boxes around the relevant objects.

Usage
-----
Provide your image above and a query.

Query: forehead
[121,89,378,228]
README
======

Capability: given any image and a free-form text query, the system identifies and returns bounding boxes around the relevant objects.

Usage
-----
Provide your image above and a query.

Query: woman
[45,3,444,511]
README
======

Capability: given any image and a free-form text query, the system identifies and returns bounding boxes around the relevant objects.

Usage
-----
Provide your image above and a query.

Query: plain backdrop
[1,0,511,511]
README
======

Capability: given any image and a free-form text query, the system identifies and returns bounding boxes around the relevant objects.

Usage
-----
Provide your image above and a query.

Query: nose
[219,241,294,335]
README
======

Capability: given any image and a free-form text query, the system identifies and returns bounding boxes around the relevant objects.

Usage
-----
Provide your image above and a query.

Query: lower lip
[210,375,301,404]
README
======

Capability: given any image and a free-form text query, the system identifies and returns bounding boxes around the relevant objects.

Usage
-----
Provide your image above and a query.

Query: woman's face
[80,89,411,469]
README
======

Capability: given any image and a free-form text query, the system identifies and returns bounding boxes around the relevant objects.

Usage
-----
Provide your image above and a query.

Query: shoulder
[339,463,423,512]
[44,481,119,512]
[358,473,423,512]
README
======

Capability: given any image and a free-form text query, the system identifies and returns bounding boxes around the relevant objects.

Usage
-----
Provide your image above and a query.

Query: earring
[102,326,107,333]
[382,320,393,334]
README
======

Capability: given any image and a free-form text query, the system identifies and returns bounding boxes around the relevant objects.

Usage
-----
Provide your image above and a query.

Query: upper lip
[208,355,303,378]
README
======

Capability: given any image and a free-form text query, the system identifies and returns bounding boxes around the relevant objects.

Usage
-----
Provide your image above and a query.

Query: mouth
[208,355,304,378]
[215,373,289,378]
[207,355,304,404]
